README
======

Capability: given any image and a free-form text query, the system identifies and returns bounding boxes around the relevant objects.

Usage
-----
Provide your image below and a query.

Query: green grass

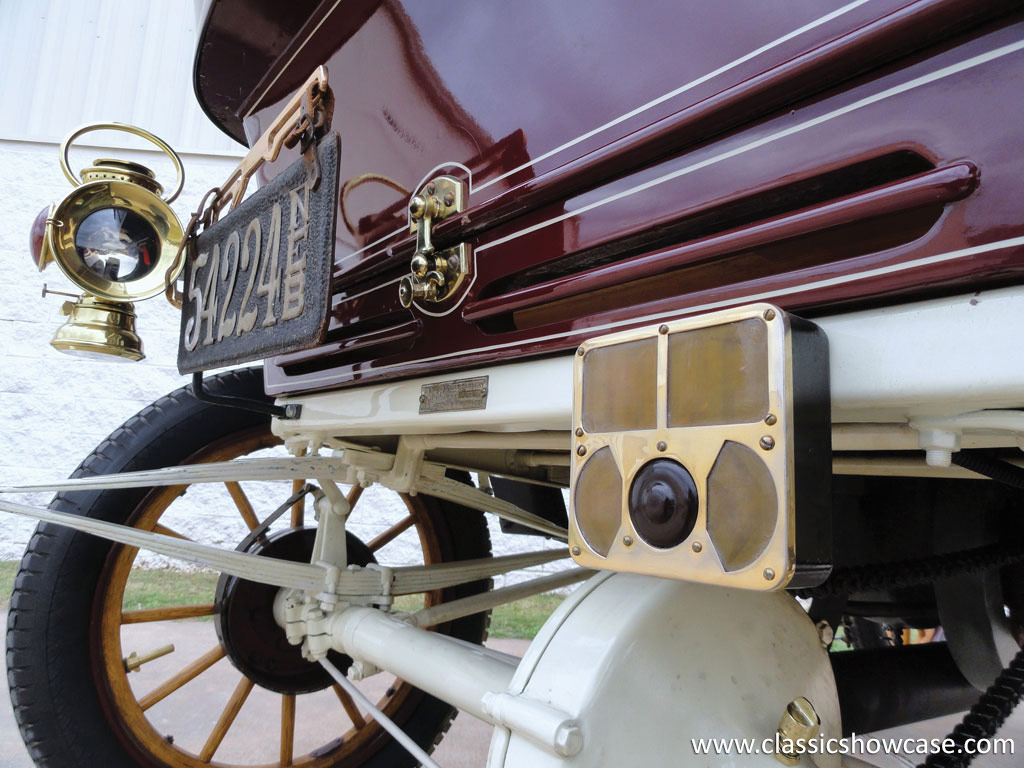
[0,561,16,604]
[119,569,220,612]
[488,594,565,639]
[0,562,565,639]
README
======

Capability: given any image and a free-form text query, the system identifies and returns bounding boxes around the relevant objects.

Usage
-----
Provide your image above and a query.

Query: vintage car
[6,0,1024,766]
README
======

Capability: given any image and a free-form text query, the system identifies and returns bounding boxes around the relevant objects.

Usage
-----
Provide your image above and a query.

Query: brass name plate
[419,376,489,414]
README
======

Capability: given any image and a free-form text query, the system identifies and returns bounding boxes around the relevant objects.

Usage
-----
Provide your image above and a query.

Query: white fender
[488,572,841,768]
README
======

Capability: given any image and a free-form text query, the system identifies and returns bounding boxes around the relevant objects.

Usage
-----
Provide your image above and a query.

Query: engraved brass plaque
[419,376,489,414]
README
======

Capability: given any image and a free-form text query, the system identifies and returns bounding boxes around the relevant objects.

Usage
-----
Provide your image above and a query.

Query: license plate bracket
[177,133,340,374]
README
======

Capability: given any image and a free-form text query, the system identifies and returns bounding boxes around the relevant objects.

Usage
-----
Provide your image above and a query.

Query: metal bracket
[398,175,469,307]
[192,372,301,420]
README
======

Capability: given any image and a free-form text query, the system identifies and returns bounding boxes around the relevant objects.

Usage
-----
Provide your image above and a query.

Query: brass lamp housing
[50,295,145,362]
[38,123,188,362]
[47,177,184,302]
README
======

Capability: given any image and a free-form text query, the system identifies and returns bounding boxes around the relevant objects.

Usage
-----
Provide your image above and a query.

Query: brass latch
[398,176,469,307]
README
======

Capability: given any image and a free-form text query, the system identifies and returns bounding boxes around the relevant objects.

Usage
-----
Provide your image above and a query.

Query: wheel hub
[214,526,376,694]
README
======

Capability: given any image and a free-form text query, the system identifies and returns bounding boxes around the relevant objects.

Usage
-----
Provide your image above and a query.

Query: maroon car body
[194,0,1024,395]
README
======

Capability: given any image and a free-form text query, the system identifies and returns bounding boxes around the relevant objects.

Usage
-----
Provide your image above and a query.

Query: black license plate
[177,133,340,374]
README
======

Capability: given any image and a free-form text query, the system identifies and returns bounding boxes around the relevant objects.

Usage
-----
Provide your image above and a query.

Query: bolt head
[577,346,585,356]
[426,182,436,194]
[576,445,587,457]
[765,414,778,426]
[691,541,703,553]
[763,567,776,580]
[656,441,667,452]
[571,545,581,557]
[622,535,634,547]
[658,324,669,334]
[398,277,414,308]
[759,435,776,451]
[575,427,584,437]
[443,191,455,206]
[410,253,430,277]
[763,308,776,321]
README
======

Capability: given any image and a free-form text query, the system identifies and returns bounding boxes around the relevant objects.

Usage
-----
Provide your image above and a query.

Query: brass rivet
[764,567,776,580]
[575,427,584,437]
[759,435,775,451]
[764,308,776,321]
[656,441,667,452]
[419,394,426,403]
[623,535,634,547]
[658,324,669,334]
[691,541,703,553]
[765,414,778,426]
[426,182,436,194]
[443,192,455,206]
[577,445,587,457]
[571,545,581,557]
[577,347,586,356]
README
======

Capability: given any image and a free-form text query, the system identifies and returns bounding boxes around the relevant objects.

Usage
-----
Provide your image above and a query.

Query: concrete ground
[0,614,1021,767]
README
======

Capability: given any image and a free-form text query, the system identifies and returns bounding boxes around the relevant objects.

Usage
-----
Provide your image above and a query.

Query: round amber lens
[74,207,159,283]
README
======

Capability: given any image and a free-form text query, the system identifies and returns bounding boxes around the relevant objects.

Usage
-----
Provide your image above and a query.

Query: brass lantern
[31,123,186,361]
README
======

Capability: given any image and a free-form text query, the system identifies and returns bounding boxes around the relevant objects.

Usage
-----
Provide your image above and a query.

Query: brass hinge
[398,176,469,307]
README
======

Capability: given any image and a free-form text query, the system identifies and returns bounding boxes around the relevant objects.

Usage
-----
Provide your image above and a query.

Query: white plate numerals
[187,183,311,348]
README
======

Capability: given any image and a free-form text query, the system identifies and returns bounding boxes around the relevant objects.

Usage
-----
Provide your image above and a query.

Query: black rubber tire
[6,367,491,768]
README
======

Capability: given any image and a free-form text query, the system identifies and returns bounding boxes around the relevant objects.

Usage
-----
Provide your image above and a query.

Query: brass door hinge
[398,176,469,307]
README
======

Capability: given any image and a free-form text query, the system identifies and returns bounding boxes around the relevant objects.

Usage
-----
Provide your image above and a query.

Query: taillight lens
[30,204,52,271]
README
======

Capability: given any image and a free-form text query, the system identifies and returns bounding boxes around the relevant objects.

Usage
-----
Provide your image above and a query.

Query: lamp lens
[74,207,159,282]
[30,205,49,270]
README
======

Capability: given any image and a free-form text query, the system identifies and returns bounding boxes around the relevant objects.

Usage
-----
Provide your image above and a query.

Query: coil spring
[919,646,1024,768]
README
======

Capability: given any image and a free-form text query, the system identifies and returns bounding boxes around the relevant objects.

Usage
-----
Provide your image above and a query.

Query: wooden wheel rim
[93,426,445,767]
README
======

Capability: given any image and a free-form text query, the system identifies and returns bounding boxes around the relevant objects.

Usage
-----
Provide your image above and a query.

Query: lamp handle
[59,122,185,204]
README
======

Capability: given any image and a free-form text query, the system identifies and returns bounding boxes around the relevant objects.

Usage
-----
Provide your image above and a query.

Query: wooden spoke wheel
[7,369,491,768]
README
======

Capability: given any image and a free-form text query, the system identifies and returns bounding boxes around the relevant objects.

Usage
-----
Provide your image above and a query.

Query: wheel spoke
[152,523,193,541]
[368,514,415,553]
[138,645,225,711]
[291,446,307,527]
[200,675,254,762]
[347,483,364,508]
[225,481,260,531]
[121,603,216,624]
[333,683,366,729]
[281,694,296,766]
[290,478,306,527]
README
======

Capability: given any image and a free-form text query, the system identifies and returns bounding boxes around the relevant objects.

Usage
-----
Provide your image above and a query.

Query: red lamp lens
[30,205,49,271]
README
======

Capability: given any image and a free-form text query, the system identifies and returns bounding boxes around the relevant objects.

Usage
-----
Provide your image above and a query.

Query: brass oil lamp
[30,123,186,361]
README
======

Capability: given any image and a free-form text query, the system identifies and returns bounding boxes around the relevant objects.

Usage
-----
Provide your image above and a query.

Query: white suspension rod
[328,606,517,721]
[0,457,349,494]
[320,658,444,768]
[410,568,592,628]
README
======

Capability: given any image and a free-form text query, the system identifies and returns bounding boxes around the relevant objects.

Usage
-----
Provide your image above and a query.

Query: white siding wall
[0,0,242,155]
